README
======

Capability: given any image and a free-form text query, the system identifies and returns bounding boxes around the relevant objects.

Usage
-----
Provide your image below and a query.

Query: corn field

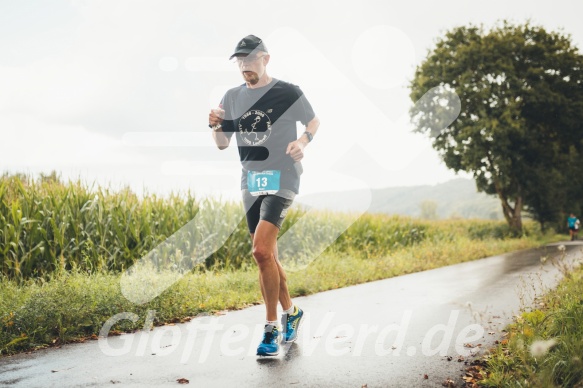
[0,173,530,280]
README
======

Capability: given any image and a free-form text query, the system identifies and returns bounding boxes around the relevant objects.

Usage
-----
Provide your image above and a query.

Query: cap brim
[228,48,256,60]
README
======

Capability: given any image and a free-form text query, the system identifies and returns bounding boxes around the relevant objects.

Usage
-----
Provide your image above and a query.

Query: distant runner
[567,213,580,241]
[208,35,320,356]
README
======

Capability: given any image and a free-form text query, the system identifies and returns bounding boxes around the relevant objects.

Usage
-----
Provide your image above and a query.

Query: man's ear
[263,54,270,65]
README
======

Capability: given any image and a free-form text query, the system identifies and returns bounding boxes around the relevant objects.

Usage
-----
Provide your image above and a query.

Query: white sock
[283,305,295,315]
[265,320,278,327]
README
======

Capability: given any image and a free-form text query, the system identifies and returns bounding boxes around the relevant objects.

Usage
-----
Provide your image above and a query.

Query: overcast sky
[1,0,582,201]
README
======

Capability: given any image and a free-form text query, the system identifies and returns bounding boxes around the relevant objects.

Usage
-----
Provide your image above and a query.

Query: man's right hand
[210,105,230,150]
[209,106,225,129]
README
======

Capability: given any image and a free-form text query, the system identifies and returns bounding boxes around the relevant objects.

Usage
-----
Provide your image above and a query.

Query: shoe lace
[285,309,298,329]
[262,328,277,343]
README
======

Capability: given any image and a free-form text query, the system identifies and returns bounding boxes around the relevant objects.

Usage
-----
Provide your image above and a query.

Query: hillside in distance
[298,178,503,220]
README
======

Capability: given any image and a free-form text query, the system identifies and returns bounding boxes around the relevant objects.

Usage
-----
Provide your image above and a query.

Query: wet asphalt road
[1,242,582,388]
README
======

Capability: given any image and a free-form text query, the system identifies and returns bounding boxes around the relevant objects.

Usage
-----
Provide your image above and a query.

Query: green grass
[478,246,583,387]
[0,230,560,355]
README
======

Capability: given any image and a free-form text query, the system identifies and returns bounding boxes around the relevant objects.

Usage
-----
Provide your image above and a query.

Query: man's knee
[253,244,272,265]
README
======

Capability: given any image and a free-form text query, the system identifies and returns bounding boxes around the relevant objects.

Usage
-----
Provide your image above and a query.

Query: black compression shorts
[242,191,293,234]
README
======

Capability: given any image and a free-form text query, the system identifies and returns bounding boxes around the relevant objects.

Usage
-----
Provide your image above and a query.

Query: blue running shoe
[282,306,304,342]
[256,325,280,356]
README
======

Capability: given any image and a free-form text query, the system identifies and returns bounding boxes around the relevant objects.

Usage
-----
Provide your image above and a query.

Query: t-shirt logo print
[239,109,272,146]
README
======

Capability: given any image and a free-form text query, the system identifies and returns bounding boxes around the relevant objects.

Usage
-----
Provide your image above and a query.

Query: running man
[568,213,580,241]
[208,35,320,356]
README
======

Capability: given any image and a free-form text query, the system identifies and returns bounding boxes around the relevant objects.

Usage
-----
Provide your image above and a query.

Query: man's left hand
[286,140,306,162]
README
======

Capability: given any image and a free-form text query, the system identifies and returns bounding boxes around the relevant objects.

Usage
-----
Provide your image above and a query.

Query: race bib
[247,170,281,196]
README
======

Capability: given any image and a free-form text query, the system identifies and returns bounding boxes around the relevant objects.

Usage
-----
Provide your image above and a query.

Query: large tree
[410,22,583,234]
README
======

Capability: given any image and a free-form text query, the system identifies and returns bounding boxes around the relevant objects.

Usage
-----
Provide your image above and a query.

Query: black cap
[229,35,268,59]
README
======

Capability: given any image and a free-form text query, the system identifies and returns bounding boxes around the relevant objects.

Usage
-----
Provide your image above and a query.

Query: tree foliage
[410,21,583,233]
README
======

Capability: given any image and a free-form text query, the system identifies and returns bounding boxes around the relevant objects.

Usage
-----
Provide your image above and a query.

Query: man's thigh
[258,195,293,231]
[242,191,293,234]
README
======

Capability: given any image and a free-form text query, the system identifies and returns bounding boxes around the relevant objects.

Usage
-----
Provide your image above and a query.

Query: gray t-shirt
[220,78,315,195]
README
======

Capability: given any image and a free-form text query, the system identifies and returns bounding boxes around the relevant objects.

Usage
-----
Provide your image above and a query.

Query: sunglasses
[232,55,267,64]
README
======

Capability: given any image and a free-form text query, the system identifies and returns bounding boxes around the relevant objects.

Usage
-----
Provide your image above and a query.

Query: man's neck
[247,74,272,89]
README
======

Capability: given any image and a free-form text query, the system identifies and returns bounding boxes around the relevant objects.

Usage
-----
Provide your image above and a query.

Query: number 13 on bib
[247,170,281,196]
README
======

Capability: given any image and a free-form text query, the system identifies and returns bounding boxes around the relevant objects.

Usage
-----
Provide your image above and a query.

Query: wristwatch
[302,131,313,142]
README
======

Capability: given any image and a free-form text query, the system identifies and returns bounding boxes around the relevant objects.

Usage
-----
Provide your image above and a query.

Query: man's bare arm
[286,116,320,162]
[300,116,320,145]
[209,107,230,150]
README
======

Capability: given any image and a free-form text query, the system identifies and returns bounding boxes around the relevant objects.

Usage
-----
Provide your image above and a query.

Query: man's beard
[243,71,259,85]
